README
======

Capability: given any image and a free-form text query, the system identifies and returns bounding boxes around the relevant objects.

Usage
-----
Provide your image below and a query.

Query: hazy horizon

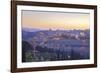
[22,27,89,31]
[22,10,90,30]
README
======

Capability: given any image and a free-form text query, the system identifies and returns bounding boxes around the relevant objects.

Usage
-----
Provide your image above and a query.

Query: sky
[22,10,90,30]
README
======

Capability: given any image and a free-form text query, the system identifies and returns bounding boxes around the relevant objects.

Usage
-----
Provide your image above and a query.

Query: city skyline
[22,10,90,30]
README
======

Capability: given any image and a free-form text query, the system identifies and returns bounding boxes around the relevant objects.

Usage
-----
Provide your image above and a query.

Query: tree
[22,41,33,62]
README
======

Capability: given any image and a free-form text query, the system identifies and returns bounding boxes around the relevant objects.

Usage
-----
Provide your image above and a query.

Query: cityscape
[22,28,90,62]
[22,10,90,62]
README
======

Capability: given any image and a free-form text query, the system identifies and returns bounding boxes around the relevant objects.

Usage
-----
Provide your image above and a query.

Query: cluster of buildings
[23,29,90,60]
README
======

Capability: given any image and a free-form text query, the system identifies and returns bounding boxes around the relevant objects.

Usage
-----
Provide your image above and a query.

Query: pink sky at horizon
[22,10,90,30]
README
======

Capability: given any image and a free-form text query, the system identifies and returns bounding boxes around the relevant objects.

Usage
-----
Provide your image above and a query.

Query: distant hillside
[22,27,41,32]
